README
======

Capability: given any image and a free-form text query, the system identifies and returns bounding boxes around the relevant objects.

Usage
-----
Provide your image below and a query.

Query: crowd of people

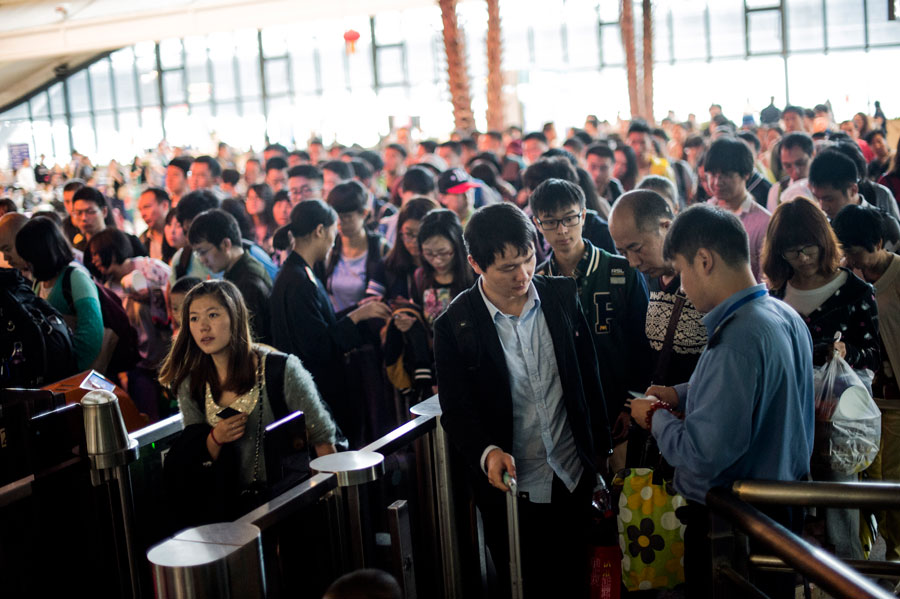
[1,99,899,597]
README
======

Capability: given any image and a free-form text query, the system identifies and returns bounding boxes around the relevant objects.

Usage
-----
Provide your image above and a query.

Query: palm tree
[620,0,642,120]
[439,0,475,133]
[642,0,654,123]
[485,0,504,131]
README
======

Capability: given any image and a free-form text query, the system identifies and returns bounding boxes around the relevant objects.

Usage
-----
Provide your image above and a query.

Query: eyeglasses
[534,213,582,230]
[423,249,454,260]
[782,245,820,260]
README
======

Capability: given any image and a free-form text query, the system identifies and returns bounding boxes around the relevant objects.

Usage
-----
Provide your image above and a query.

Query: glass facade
[0,0,898,168]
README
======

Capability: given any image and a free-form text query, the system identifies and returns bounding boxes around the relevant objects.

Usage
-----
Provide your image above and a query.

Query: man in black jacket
[434,203,610,598]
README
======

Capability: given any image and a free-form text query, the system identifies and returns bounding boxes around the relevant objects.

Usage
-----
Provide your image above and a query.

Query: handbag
[612,466,687,592]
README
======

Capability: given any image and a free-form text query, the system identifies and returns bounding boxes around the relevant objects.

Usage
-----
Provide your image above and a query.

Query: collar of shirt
[702,283,768,338]
[708,193,755,215]
[477,277,540,321]
[549,239,599,282]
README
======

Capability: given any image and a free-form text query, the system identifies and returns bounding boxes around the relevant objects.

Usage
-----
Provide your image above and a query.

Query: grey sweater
[177,346,337,486]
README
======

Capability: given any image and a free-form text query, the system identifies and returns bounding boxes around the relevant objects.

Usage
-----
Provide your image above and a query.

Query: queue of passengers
[1,102,899,598]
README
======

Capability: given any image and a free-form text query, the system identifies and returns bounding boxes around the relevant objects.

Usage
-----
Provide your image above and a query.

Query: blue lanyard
[712,288,767,335]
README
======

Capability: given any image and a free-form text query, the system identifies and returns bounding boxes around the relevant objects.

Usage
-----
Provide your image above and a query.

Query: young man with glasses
[533,178,651,472]
[73,186,147,280]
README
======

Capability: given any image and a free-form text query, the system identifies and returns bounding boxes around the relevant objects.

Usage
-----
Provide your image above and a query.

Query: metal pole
[432,418,463,598]
[346,484,367,569]
[388,500,417,599]
[115,464,142,599]
[731,480,900,508]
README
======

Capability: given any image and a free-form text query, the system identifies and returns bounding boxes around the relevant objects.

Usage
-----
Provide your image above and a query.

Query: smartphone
[628,390,651,400]
[216,406,242,419]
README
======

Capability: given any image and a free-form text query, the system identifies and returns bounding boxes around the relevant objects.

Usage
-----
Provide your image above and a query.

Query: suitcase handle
[503,472,524,599]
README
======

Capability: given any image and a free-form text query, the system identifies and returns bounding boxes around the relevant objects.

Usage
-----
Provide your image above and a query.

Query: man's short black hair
[287,164,323,181]
[188,208,242,247]
[222,168,240,186]
[192,155,222,178]
[616,189,674,232]
[627,120,652,136]
[832,203,886,253]
[683,135,705,149]
[827,140,867,179]
[289,149,311,162]
[529,178,585,216]
[663,203,749,267]
[460,137,477,152]
[358,150,384,172]
[168,156,193,176]
[652,127,669,142]
[418,140,438,154]
[401,166,436,195]
[176,189,219,226]
[438,141,462,157]
[522,132,548,145]
[737,131,761,152]
[141,187,171,205]
[265,156,288,173]
[385,143,408,159]
[780,132,814,156]
[321,160,352,181]
[574,130,594,146]
[808,149,858,190]
[585,143,615,162]
[349,158,373,182]
[541,148,578,167]
[783,105,805,117]
[484,130,503,142]
[72,185,108,210]
[88,228,134,268]
[864,130,885,145]
[465,203,536,270]
[522,157,578,191]
[264,143,288,157]
[63,178,85,194]
[704,137,754,177]
[328,180,368,213]
[308,138,323,147]
[562,137,585,154]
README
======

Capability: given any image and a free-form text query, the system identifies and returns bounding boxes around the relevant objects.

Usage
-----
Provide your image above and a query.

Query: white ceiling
[0,0,433,111]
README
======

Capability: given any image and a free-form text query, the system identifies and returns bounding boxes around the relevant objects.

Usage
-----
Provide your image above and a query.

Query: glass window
[531,1,564,69]
[31,119,53,160]
[747,10,782,54]
[265,58,291,96]
[116,110,140,154]
[163,70,186,105]
[68,70,91,114]
[261,25,289,58]
[563,0,601,69]
[671,1,707,61]
[89,59,114,111]
[318,30,347,93]
[134,42,160,107]
[600,24,625,65]
[708,0,744,58]
[51,121,71,163]
[93,113,116,162]
[209,42,238,101]
[787,0,825,51]
[376,46,405,86]
[374,12,403,45]
[652,2,673,64]
[30,94,50,118]
[49,82,65,116]
[867,0,900,46]
[825,0,865,48]
[159,38,184,70]
[235,29,261,99]
[71,115,96,158]
[184,36,210,100]
[111,48,139,109]
[405,11,441,87]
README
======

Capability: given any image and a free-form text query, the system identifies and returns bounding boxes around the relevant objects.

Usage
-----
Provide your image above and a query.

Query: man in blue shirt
[434,203,610,598]
[629,204,814,598]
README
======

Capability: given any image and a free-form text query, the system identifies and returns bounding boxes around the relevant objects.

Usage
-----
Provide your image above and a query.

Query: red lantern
[343,29,360,55]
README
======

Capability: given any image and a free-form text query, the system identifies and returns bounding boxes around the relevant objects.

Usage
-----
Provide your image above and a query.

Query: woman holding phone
[159,279,337,524]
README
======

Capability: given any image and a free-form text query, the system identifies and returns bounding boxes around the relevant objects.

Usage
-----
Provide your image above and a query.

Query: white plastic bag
[812,336,881,475]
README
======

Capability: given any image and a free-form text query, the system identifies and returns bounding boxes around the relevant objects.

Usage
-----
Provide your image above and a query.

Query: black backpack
[0,268,78,388]
[61,266,140,376]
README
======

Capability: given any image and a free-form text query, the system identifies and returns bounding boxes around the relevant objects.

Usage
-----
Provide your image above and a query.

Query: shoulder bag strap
[651,292,687,386]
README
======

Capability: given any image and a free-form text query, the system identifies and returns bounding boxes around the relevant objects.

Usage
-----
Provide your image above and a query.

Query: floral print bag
[611,467,688,592]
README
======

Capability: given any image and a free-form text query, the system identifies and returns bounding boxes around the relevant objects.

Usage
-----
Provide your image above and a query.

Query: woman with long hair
[383,197,439,301]
[762,196,879,560]
[877,136,900,204]
[613,144,638,192]
[159,279,337,522]
[414,209,474,326]
[270,200,392,445]
[245,183,277,252]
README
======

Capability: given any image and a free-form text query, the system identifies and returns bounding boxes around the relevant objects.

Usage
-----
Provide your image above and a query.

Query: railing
[707,480,900,599]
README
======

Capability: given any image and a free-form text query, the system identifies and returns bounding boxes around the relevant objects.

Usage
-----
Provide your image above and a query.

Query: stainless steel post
[310,450,385,570]
[147,522,265,598]
[412,397,462,599]
[388,499,417,599]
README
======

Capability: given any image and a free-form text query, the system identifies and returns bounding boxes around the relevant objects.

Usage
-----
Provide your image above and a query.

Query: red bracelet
[209,428,223,446]
[645,401,679,429]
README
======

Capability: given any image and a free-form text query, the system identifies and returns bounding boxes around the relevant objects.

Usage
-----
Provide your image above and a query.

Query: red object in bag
[590,545,622,599]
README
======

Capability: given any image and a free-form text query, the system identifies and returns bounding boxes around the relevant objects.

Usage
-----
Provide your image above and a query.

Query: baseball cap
[438,168,480,194]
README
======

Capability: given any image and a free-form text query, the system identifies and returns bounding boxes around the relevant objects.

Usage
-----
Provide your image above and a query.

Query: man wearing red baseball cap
[438,167,480,227]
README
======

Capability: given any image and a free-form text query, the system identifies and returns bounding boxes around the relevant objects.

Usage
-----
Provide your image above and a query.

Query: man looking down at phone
[434,203,610,598]
[628,204,814,598]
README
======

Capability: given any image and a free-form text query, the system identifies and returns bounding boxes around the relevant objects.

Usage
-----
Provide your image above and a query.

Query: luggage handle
[503,472,525,599]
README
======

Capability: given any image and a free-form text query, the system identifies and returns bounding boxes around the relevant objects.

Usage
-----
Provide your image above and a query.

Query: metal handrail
[236,472,339,532]
[706,488,894,599]
[130,413,183,448]
[731,480,900,509]
[361,413,437,455]
[749,554,900,579]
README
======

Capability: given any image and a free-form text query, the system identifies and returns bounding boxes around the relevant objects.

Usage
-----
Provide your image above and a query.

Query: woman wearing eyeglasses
[413,209,475,327]
[761,196,879,560]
